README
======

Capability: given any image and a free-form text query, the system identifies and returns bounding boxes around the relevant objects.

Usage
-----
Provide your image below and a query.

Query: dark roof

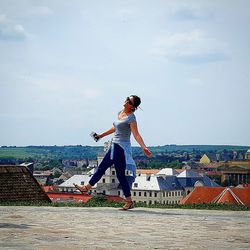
[157,176,183,190]
[202,176,220,187]
[177,176,220,188]
[0,165,51,202]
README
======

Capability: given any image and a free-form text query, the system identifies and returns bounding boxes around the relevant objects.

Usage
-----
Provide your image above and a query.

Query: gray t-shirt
[112,112,136,143]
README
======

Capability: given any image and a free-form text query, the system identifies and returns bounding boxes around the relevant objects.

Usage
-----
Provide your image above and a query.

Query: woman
[74,95,152,210]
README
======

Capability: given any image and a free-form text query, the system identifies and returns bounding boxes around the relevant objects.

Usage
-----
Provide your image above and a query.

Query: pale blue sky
[0,0,249,146]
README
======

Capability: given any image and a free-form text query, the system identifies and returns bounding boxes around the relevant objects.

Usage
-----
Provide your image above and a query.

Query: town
[1,143,249,206]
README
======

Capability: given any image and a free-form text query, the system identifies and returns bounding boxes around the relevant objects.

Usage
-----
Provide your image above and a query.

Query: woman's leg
[74,149,113,193]
[113,144,131,198]
[88,149,113,186]
[126,176,135,190]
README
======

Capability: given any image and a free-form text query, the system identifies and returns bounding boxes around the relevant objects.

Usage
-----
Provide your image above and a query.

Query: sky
[0,0,250,147]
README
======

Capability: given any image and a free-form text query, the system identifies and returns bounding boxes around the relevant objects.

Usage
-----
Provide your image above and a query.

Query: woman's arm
[97,126,115,139]
[130,121,152,157]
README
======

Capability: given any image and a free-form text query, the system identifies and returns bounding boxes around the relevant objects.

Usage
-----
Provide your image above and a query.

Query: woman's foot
[73,183,91,194]
[122,200,135,210]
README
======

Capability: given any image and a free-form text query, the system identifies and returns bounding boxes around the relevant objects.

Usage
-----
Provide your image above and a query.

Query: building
[47,192,92,203]
[58,143,219,204]
[199,154,211,164]
[58,169,97,193]
[180,185,250,205]
[0,165,51,203]
[245,149,250,160]
[58,172,72,181]
[59,161,219,204]
[33,170,52,185]
[220,166,250,185]
[131,172,183,205]
[177,169,219,196]
[20,162,34,174]
[127,169,219,205]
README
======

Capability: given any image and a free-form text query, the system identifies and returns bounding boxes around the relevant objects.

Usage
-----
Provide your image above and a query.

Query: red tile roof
[47,192,92,203]
[41,185,57,193]
[214,189,240,205]
[231,188,250,205]
[47,193,125,204]
[180,186,250,206]
[137,169,160,175]
[175,169,184,173]
[180,187,224,204]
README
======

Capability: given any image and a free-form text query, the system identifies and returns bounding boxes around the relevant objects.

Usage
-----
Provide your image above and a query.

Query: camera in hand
[90,132,100,142]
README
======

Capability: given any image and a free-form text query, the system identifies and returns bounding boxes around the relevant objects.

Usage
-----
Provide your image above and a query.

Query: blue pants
[89,143,132,197]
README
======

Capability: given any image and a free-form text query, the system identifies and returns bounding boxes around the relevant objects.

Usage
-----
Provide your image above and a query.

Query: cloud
[113,9,135,23]
[187,78,205,87]
[150,30,228,63]
[170,5,212,21]
[25,6,54,17]
[0,14,26,40]
[30,74,103,102]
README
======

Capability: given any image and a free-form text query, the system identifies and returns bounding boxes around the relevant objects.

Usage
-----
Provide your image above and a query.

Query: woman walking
[74,95,152,210]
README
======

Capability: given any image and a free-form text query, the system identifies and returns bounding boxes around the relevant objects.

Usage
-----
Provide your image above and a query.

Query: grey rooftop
[0,206,250,249]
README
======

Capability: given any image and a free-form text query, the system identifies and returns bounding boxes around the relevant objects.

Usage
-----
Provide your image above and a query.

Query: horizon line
[1,144,249,148]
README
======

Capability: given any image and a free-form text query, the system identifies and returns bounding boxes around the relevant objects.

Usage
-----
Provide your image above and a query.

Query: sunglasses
[126,97,134,106]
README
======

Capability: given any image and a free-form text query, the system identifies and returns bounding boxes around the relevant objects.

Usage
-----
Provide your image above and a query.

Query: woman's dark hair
[131,95,141,111]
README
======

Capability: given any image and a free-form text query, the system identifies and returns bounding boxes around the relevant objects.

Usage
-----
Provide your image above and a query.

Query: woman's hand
[143,147,153,158]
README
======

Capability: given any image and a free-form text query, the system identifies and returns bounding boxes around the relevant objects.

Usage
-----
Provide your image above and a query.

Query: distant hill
[0,145,249,161]
[0,145,103,161]
[148,144,250,153]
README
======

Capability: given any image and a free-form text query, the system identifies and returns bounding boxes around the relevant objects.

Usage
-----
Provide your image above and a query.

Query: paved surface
[0,206,250,250]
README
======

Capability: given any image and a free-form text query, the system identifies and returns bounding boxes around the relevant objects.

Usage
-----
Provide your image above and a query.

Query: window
[149,200,152,205]
[118,191,120,196]
[112,179,115,183]
[81,181,84,185]
[133,191,136,196]
[139,192,141,196]
[154,192,157,197]
[102,178,105,183]
[134,183,138,188]
[149,192,152,197]
[144,192,147,197]
[112,170,115,175]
